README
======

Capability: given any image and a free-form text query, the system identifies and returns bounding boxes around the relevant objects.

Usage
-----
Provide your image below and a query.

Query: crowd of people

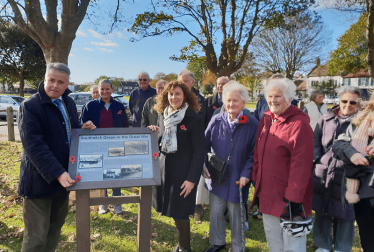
[16,62,374,252]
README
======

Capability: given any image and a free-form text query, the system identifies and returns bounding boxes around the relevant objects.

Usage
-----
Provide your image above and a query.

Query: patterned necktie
[53,99,71,146]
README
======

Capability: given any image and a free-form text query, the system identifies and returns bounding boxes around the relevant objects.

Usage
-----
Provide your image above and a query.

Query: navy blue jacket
[253,98,299,121]
[80,98,129,128]
[129,85,156,127]
[17,82,81,198]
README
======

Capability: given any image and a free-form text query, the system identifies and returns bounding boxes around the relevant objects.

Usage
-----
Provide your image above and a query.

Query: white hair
[90,85,98,92]
[178,69,195,81]
[156,79,167,86]
[138,71,150,80]
[264,78,296,103]
[217,76,229,84]
[222,81,249,103]
[46,63,70,81]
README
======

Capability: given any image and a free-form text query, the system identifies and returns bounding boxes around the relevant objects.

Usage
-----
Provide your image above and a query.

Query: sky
[66,1,361,84]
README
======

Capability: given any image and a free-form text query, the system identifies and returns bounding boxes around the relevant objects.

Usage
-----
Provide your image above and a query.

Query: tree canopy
[327,13,367,75]
[252,10,329,78]
[130,0,315,77]
[0,20,46,96]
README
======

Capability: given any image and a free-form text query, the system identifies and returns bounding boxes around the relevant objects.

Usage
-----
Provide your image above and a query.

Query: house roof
[308,65,329,77]
[121,81,139,87]
[343,69,370,78]
[296,80,307,91]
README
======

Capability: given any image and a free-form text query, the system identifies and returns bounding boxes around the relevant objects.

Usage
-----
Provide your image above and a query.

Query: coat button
[258,138,260,140]
[63,122,65,124]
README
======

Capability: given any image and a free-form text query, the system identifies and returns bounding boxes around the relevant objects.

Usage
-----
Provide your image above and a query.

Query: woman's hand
[239,176,250,188]
[350,153,369,166]
[180,180,195,198]
[81,120,96,130]
[366,145,374,157]
[147,125,159,133]
[202,166,210,178]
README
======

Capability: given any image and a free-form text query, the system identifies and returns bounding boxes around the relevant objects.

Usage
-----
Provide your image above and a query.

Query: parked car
[323,96,340,104]
[68,92,132,124]
[0,95,26,119]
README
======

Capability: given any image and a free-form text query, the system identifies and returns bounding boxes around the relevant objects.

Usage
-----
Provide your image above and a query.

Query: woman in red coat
[250,78,314,252]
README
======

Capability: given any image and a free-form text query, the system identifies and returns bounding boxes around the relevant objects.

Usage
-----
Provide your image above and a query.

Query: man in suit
[17,63,95,251]
[141,79,167,127]
[204,76,229,128]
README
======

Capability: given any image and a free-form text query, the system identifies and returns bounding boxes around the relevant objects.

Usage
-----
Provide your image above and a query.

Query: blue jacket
[80,98,129,128]
[17,82,81,198]
[253,98,299,121]
[129,86,156,127]
[205,112,259,203]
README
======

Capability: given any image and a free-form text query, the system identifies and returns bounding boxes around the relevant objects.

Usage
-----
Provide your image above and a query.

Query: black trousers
[354,198,374,252]
[21,193,69,252]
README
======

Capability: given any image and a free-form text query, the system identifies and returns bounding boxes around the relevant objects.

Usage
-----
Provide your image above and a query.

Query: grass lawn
[0,141,364,251]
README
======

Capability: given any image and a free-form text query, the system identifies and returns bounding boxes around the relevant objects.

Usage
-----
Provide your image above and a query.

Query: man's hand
[239,176,250,188]
[350,153,369,166]
[57,172,75,188]
[202,166,210,178]
[81,120,96,130]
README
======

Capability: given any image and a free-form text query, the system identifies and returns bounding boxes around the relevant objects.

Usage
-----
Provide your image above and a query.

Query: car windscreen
[12,97,26,104]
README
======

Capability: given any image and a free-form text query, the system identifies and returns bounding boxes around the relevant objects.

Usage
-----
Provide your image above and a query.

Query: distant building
[120,81,139,95]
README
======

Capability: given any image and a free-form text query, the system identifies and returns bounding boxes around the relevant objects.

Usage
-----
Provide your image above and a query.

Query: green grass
[0,141,363,251]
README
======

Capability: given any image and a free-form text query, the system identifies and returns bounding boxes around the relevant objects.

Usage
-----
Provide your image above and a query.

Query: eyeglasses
[138,79,148,81]
[340,100,358,105]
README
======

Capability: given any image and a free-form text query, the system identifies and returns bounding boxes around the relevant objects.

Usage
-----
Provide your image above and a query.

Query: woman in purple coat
[203,81,258,252]
[313,86,360,252]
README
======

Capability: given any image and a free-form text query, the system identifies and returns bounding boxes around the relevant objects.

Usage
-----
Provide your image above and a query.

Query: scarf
[160,103,189,153]
[351,111,374,155]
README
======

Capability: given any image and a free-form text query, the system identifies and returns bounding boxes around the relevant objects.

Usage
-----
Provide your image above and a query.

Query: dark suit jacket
[204,92,222,129]
[192,87,206,121]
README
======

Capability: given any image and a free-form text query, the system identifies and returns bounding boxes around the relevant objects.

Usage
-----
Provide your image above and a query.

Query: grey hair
[310,90,324,102]
[269,73,286,80]
[222,81,249,103]
[90,85,98,92]
[217,76,229,84]
[264,78,296,103]
[46,63,70,81]
[156,79,167,86]
[178,69,195,81]
[337,86,361,98]
[138,71,150,80]
[98,79,113,89]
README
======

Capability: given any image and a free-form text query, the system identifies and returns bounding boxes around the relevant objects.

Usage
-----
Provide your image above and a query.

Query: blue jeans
[104,188,121,197]
[313,211,354,252]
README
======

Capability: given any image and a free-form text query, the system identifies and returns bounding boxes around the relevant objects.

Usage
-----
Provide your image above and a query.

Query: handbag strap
[227,124,243,165]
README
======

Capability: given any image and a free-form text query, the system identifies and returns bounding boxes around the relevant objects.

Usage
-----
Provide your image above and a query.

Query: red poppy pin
[213,106,217,110]
[152,152,159,160]
[69,156,75,164]
[75,173,81,182]
[366,147,372,159]
[239,115,248,124]
[271,113,275,121]
[180,125,187,130]
[118,110,122,114]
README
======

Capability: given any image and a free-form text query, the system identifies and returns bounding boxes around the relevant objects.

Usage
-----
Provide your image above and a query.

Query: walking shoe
[98,205,108,215]
[315,248,329,252]
[204,245,225,252]
[114,204,123,215]
[251,210,262,219]
[244,221,250,232]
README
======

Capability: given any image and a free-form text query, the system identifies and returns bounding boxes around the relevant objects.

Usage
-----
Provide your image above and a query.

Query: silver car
[0,95,26,119]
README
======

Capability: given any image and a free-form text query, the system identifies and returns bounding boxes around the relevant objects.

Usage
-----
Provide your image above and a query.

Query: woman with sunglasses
[303,90,327,130]
[312,86,360,252]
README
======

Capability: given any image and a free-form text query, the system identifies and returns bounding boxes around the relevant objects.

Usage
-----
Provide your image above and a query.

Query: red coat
[250,105,314,217]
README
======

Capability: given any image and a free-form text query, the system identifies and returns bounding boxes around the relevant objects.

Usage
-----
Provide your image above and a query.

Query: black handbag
[206,125,242,184]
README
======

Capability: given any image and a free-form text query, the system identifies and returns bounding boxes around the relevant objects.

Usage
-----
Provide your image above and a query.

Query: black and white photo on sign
[124,141,149,155]
[103,169,121,180]
[121,164,143,179]
[79,154,103,168]
[108,147,125,157]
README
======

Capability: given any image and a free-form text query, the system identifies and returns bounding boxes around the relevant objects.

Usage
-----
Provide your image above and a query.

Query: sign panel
[67,127,161,191]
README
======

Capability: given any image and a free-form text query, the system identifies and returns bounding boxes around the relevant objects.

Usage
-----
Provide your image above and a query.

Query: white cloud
[87,29,104,40]
[84,47,94,51]
[69,54,75,57]
[98,48,114,53]
[91,41,118,47]
[77,31,88,37]
[113,32,128,39]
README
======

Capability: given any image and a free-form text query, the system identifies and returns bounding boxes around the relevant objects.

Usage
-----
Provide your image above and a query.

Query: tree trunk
[19,71,24,97]
[367,0,374,78]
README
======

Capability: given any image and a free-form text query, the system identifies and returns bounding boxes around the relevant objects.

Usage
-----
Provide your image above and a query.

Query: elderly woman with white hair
[250,78,314,252]
[203,81,259,252]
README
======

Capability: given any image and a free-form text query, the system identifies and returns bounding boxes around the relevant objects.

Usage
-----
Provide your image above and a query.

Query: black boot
[173,220,191,252]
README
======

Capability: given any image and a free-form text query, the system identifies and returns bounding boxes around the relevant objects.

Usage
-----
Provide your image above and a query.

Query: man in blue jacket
[80,79,129,215]
[17,63,95,251]
[129,71,156,127]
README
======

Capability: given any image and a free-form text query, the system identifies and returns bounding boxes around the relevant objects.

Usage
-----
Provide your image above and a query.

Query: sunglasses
[340,100,358,105]
[138,79,148,81]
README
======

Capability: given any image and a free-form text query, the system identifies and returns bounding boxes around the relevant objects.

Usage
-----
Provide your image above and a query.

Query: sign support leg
[137,186,152,252]
[76,190,91,252]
